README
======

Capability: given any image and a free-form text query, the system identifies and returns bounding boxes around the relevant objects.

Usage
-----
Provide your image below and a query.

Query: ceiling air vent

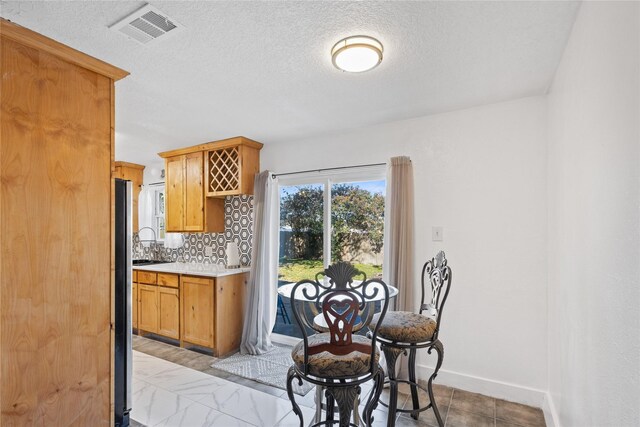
[109,4,183,45]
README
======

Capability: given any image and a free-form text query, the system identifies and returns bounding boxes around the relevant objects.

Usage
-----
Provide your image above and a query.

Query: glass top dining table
[277,281,399,301]
[277,280,399,332]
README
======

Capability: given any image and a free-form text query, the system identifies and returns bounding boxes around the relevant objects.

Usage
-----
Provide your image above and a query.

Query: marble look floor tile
[370,408,394,426]
[131,382,196,427]
[197,381,292,426]
[154,401,251,427]
[150,370,227,401]
[496,399,546,427]
[133,352,182,380]
[274,406,317,427]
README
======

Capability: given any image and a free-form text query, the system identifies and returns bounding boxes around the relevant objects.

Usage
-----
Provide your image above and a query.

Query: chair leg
[427,340,445,427]
[325,385,359,427]
[363,366,385,426]
[314,386,324,423]
[286,366,304,427]
[353,390,361,426]
[382,345,405,427]
[326,391,335,422]
[408,348,420,420]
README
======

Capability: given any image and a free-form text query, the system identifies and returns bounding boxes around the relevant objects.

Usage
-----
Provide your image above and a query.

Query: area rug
[211,345,313,396]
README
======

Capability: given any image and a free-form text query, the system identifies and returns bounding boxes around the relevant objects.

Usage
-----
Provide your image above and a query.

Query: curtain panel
[240,171,279,355]
[383,156,415,312]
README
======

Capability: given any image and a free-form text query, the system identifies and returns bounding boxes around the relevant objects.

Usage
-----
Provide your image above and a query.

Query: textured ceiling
[1,1,579,166]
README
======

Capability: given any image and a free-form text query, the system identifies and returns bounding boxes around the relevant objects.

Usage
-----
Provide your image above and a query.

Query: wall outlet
[205,246,214,257]
[432,226,444,242]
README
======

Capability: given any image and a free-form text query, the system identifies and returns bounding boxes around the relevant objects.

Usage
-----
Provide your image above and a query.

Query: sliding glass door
[273,170,386,339]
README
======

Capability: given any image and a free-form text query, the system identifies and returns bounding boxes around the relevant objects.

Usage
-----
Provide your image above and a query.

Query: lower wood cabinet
[132,282,138,329]
[138,283,159,333]
[137,273,181,340]
[135,269,248,356]
[181,275,215,348]
[181,273,248,356]
[214,273,247,356]
[158,286,180,339]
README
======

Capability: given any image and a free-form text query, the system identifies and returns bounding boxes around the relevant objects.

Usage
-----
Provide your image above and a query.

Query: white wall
[547,2,640,427]
[263,96,549,400]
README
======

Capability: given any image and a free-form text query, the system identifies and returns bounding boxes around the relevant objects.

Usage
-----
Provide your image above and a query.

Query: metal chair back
[290,262,390,378]
[419,251,452,341]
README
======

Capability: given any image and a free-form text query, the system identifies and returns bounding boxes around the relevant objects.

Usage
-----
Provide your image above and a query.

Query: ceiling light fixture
[331,35,383,73]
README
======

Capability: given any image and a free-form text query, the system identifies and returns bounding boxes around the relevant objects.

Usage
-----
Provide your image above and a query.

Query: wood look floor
[132,335,546,427]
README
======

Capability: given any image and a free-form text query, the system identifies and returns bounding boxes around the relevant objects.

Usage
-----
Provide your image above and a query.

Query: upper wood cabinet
[159,137,262,232]
[164,151,224,233]
[114,161,145,231]
[206,138,262,197]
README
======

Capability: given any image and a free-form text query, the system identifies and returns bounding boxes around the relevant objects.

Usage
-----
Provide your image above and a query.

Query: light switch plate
[432,226,443,242]
[205,246,214,257]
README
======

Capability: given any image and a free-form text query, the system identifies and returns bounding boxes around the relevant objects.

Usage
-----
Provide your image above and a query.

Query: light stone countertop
[133,262,250,278]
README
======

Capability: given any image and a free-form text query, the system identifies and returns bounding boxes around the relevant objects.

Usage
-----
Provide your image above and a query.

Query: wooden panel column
[0,19,128,425]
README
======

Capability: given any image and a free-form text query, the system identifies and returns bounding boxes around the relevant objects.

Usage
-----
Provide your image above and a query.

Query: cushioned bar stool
[370,251,452,427]
[286,262,391,427]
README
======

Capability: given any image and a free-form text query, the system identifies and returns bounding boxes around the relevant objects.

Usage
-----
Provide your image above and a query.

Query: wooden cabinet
[164,152,224,233]
[138,284,159,333]
[159,137,262,233]
[215,273,248,356]
[132,282,138,329]
[206,138,262,197]
[136,271,180,340]
[134,269,247,356]
[181,275,215,348]
[165,155,185,232]
[114,161,145,231]
[180,273,248,356]
[158,286,180,339]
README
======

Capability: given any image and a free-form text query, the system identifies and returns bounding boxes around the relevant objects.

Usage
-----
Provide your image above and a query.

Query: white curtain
[240,171,279,355]
[383,156,415,312]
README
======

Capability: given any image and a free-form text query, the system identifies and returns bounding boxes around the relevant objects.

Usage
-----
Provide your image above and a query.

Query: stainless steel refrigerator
[114,179,133,426]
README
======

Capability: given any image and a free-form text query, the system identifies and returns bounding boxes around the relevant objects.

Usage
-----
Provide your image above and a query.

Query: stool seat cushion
[371,311,437,343]
[291,333,379,378]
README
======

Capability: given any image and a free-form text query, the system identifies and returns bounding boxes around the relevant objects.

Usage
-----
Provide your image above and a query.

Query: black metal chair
[286,262,391,427]
[370,251,452,427]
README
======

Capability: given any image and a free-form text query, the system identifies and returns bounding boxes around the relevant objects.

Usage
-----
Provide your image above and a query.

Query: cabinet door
[165,155,185,232]
[132,282,138,330]
[181,276,214,348]
[183,151,205,231]
[215,273,247,356]
[138,284,158,333]
[158,286,180,339]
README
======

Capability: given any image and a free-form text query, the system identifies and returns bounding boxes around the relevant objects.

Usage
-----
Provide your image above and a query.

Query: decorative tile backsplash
[133,195,253,266]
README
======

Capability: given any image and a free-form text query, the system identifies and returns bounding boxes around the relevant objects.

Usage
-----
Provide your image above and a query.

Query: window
[273,166,386,339]
[148,183,165,241]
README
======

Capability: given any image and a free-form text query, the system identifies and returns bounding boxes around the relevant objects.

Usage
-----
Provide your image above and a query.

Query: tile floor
[131,336,546,427]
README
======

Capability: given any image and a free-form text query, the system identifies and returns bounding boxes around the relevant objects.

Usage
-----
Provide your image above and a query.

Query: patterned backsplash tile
[133,195,253,266]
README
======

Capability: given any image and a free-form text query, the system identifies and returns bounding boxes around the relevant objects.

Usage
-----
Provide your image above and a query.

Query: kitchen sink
[132,259,170,266]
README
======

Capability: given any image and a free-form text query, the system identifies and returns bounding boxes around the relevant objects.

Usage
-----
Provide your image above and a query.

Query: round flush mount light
[331,35,383,73]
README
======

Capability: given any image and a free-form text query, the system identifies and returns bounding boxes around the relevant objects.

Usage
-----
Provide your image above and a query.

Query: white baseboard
[271,334,560,426]
[416,363,546,408]
[542,392,561,427]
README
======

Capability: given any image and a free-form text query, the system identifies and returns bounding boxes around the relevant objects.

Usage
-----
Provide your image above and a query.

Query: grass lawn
[278,258,383,283]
